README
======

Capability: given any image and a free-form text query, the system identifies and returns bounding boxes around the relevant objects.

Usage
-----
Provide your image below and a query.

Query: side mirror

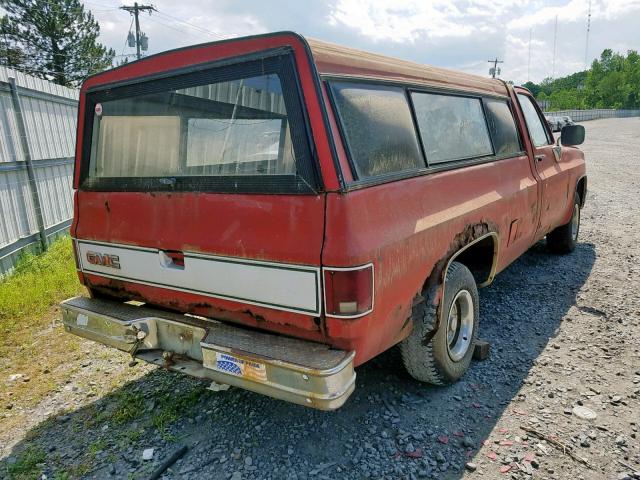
[560,124,585,146]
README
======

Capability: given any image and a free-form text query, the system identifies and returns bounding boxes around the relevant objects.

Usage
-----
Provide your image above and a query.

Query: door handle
[535,154,546,162]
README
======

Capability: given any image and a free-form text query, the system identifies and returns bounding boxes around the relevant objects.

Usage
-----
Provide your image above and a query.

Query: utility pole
[488,58,503,79]
[120,3,156,60]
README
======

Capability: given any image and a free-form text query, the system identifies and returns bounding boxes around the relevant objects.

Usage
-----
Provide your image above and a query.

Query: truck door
[516,92,569,235]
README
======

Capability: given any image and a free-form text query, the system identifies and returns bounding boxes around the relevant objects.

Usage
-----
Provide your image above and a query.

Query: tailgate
[74,192,324,317]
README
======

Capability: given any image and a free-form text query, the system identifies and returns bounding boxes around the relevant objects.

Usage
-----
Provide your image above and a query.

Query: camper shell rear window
[80,50,320,194]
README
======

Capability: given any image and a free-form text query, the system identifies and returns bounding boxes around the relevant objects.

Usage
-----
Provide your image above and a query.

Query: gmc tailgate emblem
[86,251,121,269]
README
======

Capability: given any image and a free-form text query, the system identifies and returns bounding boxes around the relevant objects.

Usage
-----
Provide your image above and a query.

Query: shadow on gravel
[1,242,596,480]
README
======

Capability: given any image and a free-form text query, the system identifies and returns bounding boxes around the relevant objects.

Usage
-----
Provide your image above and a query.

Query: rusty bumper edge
[60,296,356,410]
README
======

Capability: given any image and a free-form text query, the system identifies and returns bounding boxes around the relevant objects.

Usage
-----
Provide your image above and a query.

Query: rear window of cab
[329,81,523,184]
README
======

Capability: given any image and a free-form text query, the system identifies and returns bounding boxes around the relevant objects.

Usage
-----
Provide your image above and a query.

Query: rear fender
[417,225,499,346]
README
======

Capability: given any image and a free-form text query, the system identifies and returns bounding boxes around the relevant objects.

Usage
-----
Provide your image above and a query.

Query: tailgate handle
[159,250,185,270]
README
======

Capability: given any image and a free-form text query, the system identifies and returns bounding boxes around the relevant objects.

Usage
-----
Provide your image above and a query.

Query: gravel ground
[1,117,639,480]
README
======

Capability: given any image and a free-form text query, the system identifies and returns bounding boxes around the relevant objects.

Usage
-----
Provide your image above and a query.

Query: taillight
[323,264,374,318]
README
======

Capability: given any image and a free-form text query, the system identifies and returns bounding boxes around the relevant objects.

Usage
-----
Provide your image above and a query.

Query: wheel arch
[576,175,587,208]
[445,232,500,289]
[415,226,500,346]
[435,231,499,341]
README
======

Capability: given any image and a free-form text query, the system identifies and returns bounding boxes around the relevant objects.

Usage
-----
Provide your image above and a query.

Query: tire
[400,262,479,385]
[547,193,580,254]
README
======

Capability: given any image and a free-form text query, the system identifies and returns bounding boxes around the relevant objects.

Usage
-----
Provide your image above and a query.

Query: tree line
[1,0,114,87]
[523,49,640,111]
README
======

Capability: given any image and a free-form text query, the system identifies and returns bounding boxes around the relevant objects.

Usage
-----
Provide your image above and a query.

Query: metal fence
[543,109,640,122]
[0,66,78,275]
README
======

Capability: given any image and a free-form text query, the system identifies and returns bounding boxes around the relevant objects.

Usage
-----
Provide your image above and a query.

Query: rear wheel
[400,262,479,385]
[547,193,580,254]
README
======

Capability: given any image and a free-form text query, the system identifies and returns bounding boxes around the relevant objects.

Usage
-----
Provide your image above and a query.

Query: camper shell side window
[327,79,526,188]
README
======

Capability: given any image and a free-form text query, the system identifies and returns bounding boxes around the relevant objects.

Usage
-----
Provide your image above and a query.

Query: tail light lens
[323,264,374,318]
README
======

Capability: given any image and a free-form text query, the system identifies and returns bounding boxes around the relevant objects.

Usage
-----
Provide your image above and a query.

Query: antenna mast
[585,0,592,69]
[552,15,558,79]
[527,28,532,82]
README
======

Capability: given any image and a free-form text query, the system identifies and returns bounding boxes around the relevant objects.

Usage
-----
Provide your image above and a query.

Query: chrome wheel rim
[446,289,474,362]
[571,204,580,241]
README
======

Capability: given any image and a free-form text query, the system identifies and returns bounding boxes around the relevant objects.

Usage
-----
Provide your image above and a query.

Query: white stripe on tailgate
[76,240,320,315]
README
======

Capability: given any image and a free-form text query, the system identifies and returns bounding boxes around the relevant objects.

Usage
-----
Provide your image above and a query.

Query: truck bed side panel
[322,155,539,365]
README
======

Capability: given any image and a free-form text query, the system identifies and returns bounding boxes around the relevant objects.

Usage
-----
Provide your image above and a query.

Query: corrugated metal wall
[0,67,78,274]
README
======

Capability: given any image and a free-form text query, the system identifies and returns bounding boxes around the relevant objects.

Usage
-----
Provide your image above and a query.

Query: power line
[120,3,156,60]
[121,16,135,58]
[84,0,120,8]
[153,11,227,40]
[116,6,234,62]
[144,15,206,42]
[16,0,117,13]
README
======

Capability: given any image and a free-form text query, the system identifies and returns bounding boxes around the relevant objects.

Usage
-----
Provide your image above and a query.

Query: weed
[6,446,45,479]
[151,384,206,435]
[112,391,145,424]
[67,461,91,478]
[160,430,178,442]
[88,439,107,457]
[123,428,142,442]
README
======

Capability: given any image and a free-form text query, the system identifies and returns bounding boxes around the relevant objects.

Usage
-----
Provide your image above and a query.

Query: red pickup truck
[61,32,586,410]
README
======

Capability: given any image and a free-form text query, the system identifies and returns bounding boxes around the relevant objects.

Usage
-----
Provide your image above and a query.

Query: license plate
[213,352,267,382]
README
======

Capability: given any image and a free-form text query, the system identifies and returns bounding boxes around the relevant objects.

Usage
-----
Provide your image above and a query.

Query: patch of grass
[112,391,146,424]
[6,446,45,480]
[0,236,86,434]
[0,236,81,331]
[151,385,207,434]
[123,428,142,443]
[67,461,91,479]
[88,439,107,457]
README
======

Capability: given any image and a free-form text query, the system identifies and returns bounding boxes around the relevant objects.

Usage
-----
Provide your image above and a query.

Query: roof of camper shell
[80,32,510,99]
[305,37,509,97]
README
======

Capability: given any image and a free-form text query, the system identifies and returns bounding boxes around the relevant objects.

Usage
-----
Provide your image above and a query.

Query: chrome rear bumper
[60,296,355,410]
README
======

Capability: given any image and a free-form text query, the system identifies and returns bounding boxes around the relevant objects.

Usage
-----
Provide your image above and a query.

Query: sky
[73,0,640,84]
